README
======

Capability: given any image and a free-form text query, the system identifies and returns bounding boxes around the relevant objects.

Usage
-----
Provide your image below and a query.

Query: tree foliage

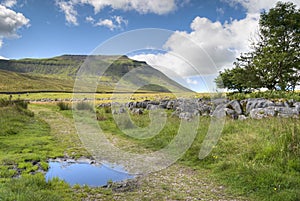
[216,1,300,92]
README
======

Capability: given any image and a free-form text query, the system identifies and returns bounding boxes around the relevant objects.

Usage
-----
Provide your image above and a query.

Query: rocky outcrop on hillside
[98,98,300,120]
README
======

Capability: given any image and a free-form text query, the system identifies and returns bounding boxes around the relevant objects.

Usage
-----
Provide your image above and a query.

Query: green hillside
[0,55,191,93]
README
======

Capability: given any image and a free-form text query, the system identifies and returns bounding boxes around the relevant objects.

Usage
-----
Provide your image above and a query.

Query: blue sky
[0,0,299,92]
[0,0,246,59]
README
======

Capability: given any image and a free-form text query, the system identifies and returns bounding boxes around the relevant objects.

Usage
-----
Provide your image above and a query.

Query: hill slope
[0,55,192,93]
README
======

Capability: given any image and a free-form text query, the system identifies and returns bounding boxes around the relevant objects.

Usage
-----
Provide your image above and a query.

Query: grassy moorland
[0,95,299,200]
[0,55,191,93]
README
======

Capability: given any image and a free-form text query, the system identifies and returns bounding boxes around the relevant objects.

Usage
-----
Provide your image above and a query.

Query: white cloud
[0,5,29,38]
[216,7,224,15]
[57,0,178,25]
[1,0,17,8]
[0,55,9,60]
[131,13,259,77]
[186,78,198,85]
[114,15,128,26]
[94,15,128,30]
[224,0,300,13]
[95,19,115,30]
[56,0,78,25]
[130,0,300,91]
[85,16,94,23]
[79,0,177,14]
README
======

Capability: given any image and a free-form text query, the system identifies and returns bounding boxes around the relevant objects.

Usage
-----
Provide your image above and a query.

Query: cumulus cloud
[85,16,94,23]
[186,78,198,85]
[95,19,114,30]
[224,0,300,13]
[130,0,300,91]
[92,15,128,30]
[0,5,29,38]
[114,15,128,26]
[0,55,9,60]
[79,0,176,14]
[56,0,78,25]
[1,0,17,8]
[57,0,178,25]
[131,13,259,77]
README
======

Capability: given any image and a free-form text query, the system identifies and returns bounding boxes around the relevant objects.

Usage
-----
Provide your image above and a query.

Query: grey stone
[246,98,275,114]
[131,108,143,115]
[275,107,299,118]
[146,104,159,110]
[238,115,247,120]
[227,100,243,115]
[212,104,227,118]
[166,101,174,109]
[249,107,277,119]
[179,112,193,121]
[225,108,238,119]
[198,104,211,116]
[211,98,229,106]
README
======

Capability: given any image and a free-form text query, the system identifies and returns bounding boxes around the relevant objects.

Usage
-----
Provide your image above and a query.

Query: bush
[14,99,29,109]
[57,102,70,110]
[104,106,112,113]
[0,99,29,109]
[75,101,94,111]
[227,91,300,101]
[0,99,11,107]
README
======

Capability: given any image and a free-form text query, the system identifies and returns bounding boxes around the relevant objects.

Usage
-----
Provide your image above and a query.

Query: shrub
[0,99,11,107]
[57,102,70,110]
[14,99,28,109]
[75,101,94,111]
[104,106,112,113]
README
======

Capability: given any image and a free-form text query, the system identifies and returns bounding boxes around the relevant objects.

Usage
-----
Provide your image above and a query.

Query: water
[45,161,134,187]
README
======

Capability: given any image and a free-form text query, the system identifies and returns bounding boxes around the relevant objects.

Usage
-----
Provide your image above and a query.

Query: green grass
[0,55,191,93]
[0,173,75,201]
[1,96,299,200]
[0,69,74,92]
[0,100,92,200]
[0,104,64,175]
[96,107,300,201]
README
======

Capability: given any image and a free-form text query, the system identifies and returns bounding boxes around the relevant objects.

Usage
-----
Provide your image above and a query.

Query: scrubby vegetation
[227,91,300,101]
[57,101,71,110]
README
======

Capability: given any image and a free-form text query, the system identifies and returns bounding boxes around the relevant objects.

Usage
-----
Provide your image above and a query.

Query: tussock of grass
[57,101,71,110]
[75,101,94,111]
[0,173,75,201]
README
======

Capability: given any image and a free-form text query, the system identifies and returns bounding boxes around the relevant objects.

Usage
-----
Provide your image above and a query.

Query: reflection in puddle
[45,161,134,187]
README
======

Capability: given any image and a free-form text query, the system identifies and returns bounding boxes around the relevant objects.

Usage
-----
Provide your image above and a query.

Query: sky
[0,0,299,92]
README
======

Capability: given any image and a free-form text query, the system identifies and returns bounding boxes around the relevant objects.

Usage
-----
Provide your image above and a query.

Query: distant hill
[0,55,192,93]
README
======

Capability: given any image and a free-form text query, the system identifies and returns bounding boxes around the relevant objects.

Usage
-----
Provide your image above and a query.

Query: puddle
[45,161,134,187]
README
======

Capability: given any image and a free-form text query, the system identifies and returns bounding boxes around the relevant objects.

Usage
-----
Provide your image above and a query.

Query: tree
[215,67,249,93]
[216,1,300,92]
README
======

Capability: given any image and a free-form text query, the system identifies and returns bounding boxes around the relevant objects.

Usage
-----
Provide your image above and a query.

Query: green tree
[216,1,300,91]
[257,1,300,90]
[215,67,249,93]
